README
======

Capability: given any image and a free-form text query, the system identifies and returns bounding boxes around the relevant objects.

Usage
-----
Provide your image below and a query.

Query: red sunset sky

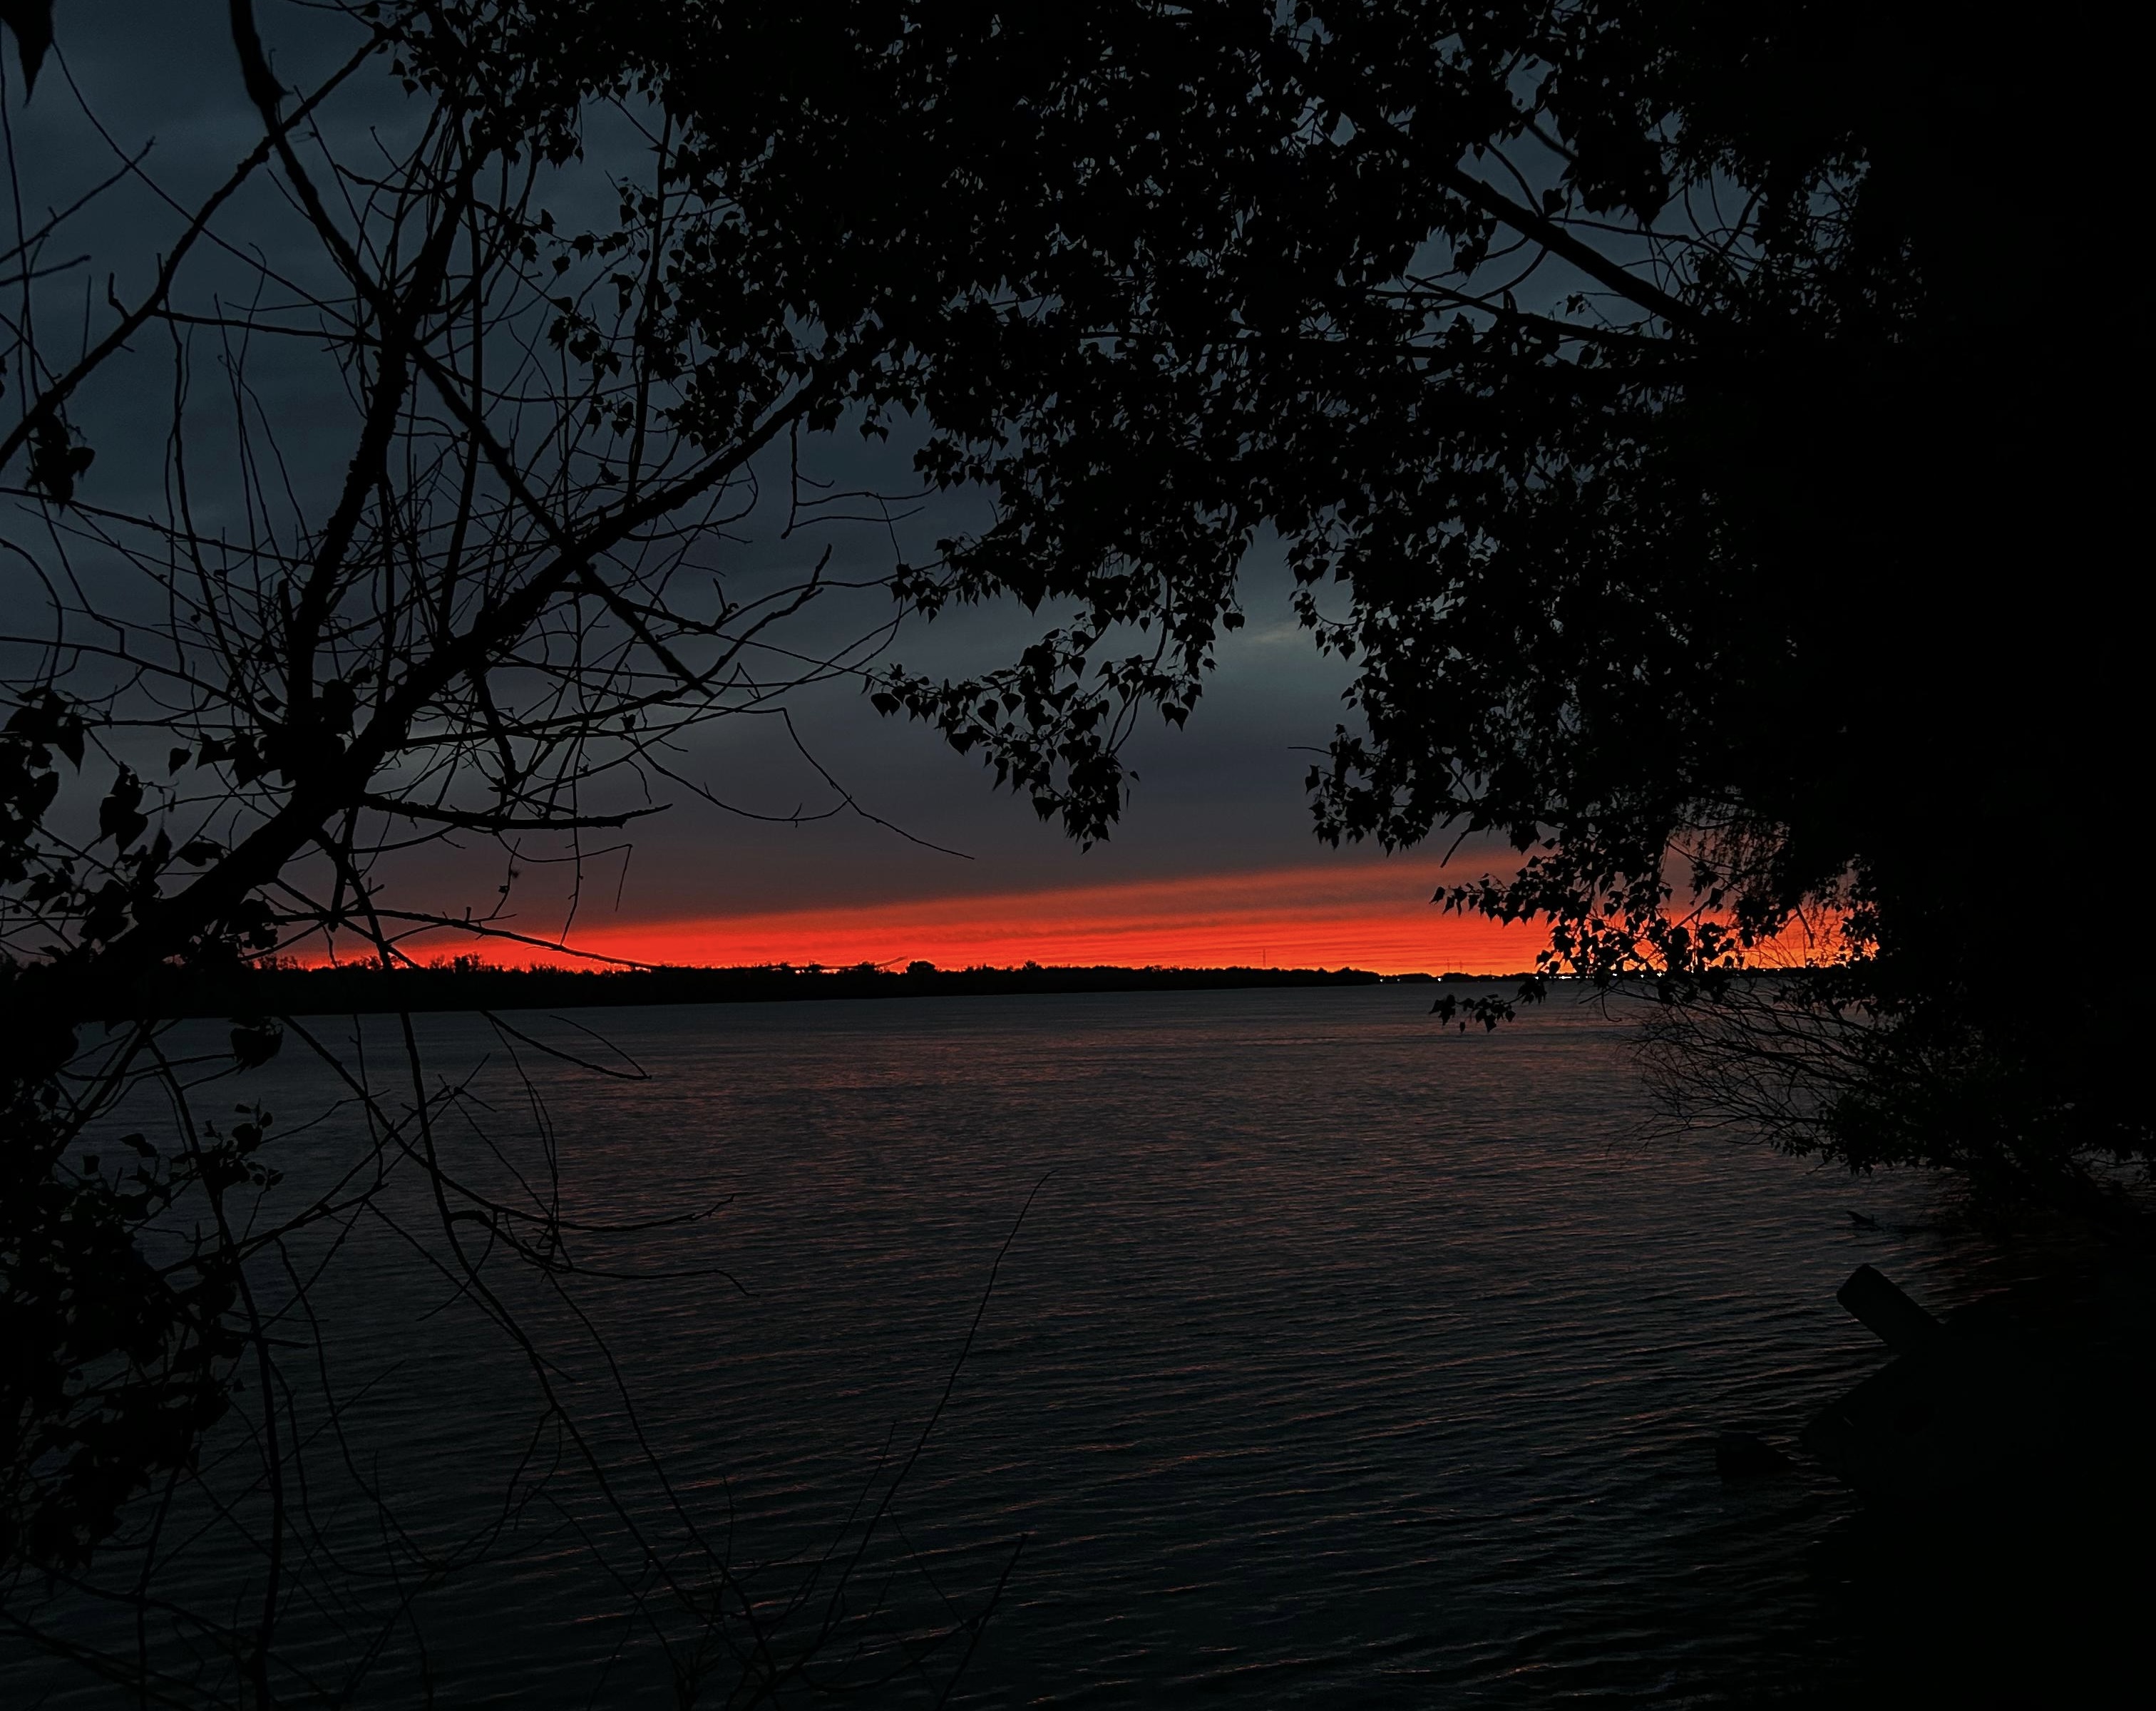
[508,858,1544,975]
[339,555,1547,974]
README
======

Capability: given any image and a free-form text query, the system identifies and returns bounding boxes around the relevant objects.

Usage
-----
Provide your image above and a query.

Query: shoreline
[158,962,1546,1019]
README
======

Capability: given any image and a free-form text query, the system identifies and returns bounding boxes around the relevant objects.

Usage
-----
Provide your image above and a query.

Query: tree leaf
[0,0,52,96]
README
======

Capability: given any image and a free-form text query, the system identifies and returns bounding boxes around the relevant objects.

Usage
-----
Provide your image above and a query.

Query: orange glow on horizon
[466,860,1543,975]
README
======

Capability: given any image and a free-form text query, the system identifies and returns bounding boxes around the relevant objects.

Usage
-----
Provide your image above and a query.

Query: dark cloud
[24,3,1444,951]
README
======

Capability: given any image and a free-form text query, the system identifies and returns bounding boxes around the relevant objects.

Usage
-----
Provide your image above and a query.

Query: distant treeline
[142,959,1504,1017]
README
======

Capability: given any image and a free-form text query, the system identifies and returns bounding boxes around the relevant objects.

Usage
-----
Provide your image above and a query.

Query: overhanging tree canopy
[818,0,2142,1212]
[1,1,2146,1685]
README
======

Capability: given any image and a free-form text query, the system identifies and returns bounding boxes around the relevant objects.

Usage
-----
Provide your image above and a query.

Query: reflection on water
[7,987,2099,1705]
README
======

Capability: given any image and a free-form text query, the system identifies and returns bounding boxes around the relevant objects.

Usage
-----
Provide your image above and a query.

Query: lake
[7,985,2118,1705]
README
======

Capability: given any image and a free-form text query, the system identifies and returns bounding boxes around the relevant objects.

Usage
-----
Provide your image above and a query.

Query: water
[6,986,2105,1705]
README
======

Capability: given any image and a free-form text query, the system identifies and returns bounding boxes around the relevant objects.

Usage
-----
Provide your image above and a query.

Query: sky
[19,4,1539,976]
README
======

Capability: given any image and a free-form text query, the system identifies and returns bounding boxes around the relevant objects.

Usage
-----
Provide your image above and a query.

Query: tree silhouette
[4,0,2145,1695]
[851,1,2146,1224]
[0,1,1059,1695]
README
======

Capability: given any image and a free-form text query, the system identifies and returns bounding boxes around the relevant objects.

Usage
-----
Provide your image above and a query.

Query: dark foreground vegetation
[1,0,2145,1701]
